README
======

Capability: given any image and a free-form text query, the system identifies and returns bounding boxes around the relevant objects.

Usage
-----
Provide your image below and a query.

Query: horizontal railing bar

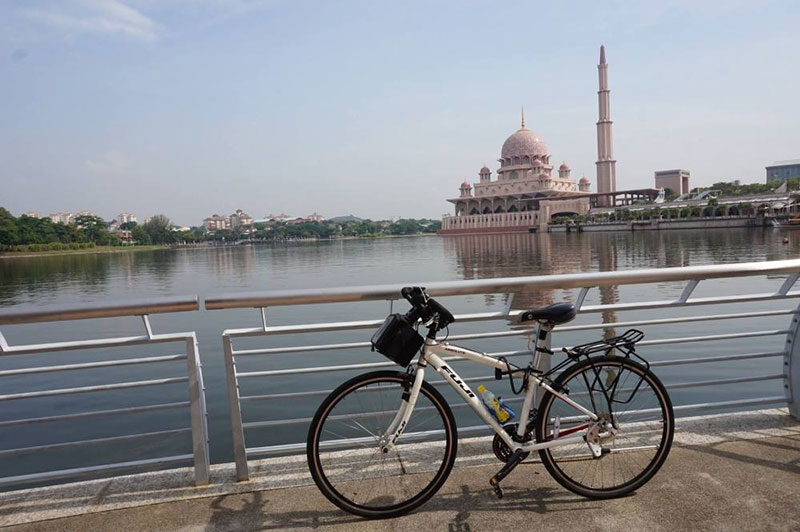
[665,374,784,390]
[560,309,797,331]
[649,351,784,367]
[0,377,189,401]
[578,291,800,314]
[205,259,800,309]
[672,396,788,413]
[238,372,502,402]
[0,455,194,488]
[448,321,794,342]
[636,330,788,346]
[240,390,333,402]
[0,334,191,356]
[0,428,192,457]
[0,401,190,428]
[0,295,199,325]
[234,342,370,357]
[0,354,187,377]
[224,311,521,338]
[234,350,532,378]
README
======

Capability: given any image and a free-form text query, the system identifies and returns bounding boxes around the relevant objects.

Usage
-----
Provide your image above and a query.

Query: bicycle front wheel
[536,355,674,499]
[307,370,457,519]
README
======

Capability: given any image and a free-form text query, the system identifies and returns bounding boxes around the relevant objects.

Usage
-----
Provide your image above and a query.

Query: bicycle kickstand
[489,449,526,499]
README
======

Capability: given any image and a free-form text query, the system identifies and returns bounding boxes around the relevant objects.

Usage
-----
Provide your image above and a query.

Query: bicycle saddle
[519,302,576,325]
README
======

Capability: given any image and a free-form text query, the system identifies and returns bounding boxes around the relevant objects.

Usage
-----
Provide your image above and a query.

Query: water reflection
[446,233,621,331]
[0,254,112,306]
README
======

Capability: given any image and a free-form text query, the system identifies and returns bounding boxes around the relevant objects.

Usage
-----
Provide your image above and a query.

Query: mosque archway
[550,211,580,219]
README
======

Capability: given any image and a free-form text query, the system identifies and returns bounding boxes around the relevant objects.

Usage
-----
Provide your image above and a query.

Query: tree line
[198,218,442,242]
[0,209,177,251]
[0,208,442,251]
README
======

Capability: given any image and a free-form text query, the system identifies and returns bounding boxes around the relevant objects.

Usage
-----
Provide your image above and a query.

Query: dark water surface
[1,229,799,478]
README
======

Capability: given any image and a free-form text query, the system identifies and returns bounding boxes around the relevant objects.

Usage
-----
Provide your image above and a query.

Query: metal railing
[207,259,800,481]
[0,296,210,488]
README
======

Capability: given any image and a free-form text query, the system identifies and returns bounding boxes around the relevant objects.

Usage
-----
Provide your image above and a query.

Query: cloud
[85,150,130,175]
[25,0,157,42]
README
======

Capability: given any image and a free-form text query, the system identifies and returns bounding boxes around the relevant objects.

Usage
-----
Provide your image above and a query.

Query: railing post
[185,333,210,485]
[786,306,800,420]
[223,333,250,480]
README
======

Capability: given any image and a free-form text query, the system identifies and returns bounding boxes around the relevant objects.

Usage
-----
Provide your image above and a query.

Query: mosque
[440,46,638,234]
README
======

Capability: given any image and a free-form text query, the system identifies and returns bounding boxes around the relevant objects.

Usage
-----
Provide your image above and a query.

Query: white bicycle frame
[385,325,602,454]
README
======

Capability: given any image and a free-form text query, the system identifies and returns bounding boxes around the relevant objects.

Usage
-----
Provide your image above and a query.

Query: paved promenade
[2,409,799,532]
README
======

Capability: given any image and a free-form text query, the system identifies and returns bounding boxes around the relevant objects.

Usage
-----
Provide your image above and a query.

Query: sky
[1,0,799,226]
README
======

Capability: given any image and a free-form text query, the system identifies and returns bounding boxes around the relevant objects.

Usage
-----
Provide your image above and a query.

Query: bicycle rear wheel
[307,370,457,519]
[536,355,674,499]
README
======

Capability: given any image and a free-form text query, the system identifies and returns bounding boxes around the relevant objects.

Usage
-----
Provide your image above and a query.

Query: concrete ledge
[1,408,798,528]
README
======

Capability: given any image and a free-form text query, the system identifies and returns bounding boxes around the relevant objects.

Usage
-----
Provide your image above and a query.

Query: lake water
[1,228,798,480]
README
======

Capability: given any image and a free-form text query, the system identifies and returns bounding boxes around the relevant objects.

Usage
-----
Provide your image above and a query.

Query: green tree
[143,215,175,244]
[73,215,116,245]
[0,208,20,245]
[131,225,151,244]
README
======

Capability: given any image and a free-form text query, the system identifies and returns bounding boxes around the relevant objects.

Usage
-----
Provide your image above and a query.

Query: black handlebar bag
[371,314,424,367]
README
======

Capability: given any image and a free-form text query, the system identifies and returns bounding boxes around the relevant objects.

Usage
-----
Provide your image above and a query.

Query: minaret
[596,45,616,207]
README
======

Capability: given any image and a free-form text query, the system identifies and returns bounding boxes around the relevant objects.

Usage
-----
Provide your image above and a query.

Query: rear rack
[567,329,645,357]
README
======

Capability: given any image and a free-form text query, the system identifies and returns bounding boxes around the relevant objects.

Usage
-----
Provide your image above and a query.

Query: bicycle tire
[307,370,458,518]
[535,355,674,499]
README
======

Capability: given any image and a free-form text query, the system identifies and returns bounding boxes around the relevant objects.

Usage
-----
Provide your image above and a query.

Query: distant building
[305,212,325,222]
[203,214,230,232]
[49,213,73,224]
[229,209,253,229]
[117,212,137,225]
[265,213,291,222]
[766,160,800,184]
[112,230,133,243]
[23,212,40,218]
[654,169,690,196]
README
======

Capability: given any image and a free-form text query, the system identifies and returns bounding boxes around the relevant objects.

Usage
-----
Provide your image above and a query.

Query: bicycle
[306,287,674,519]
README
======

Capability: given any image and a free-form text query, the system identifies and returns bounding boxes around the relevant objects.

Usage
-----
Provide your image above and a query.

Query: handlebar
[400,286,455,332]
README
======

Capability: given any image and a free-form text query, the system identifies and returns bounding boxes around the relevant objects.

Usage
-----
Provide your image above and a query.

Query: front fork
[381,365,426,452]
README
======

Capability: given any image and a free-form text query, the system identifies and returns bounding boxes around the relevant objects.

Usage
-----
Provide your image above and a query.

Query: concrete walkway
[3,409,800,532]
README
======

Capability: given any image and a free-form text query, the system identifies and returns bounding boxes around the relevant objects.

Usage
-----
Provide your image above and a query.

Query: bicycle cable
[497,356,527,395]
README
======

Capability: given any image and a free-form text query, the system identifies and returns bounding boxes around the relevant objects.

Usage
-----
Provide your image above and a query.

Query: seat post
[533,322,553,371]
[534,322,553,406]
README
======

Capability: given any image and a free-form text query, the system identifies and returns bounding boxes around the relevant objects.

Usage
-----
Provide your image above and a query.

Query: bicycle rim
[307,372,457,518]
[537,357,673,498]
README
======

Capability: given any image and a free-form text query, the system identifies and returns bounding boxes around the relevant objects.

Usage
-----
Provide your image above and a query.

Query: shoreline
[0,234,439,259]
[0,245,165,260]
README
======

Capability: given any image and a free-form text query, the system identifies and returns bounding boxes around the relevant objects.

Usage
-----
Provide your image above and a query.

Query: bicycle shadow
[202,483,600,531]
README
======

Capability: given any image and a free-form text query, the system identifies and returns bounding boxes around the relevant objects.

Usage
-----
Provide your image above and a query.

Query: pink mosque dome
[532,159,544,168]
[460,181,471,188]
[501,127,548,159]
[538,173,549,180]
[579,176,590,184]
[559,163,570,171]
[479,166,490,174]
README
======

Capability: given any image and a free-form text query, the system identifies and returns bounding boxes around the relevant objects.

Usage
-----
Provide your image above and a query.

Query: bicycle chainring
[492,424,531,463]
